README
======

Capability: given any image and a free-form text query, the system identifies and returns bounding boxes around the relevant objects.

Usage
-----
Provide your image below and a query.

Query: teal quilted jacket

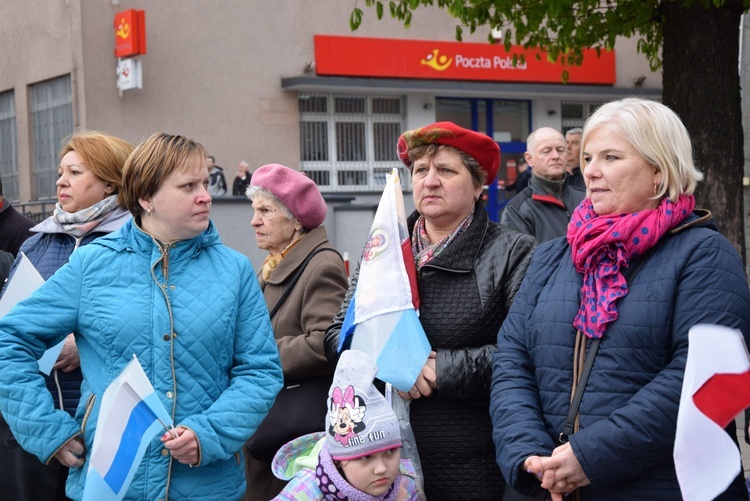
[0,219,283,500]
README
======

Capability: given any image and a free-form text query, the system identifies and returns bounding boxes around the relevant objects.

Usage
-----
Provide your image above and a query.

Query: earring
[146,207,152,216]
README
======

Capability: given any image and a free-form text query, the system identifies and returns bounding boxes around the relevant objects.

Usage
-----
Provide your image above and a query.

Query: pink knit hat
[250,164,327,229]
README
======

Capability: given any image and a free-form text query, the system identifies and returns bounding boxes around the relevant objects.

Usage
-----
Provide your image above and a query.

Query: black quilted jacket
[325,202,535,500]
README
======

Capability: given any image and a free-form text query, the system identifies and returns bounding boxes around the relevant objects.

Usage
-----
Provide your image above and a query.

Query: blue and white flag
[339,169,431,392]
[83,355,173,501]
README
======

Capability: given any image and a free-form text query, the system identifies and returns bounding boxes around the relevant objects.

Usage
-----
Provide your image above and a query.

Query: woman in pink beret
[244,164,349,500]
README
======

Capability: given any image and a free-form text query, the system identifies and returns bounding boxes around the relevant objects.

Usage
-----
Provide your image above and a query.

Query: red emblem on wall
[114,10,147,58]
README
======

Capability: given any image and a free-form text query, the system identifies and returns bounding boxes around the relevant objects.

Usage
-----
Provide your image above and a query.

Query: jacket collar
[407,201,488,272]
[670,208,716,234]
[93,217,221,260]
[529,172,568,197]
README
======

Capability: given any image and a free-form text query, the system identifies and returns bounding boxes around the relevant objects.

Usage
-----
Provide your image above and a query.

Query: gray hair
[565,127,583,138]
[245,185,295,220]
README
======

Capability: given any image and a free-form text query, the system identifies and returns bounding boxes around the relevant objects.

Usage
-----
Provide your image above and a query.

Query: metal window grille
[30,75,73,200]
[561,100,605,133]
[299,93,407,192]
[0,91,18,201]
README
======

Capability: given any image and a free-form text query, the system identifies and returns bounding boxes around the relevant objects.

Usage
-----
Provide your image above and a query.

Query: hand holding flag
[674,324,750,501]
[83,355,174,501]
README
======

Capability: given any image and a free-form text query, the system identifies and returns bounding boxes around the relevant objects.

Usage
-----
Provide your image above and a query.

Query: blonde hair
[581,98,703,201]
[120,133,208,217]
[59,130,134,194]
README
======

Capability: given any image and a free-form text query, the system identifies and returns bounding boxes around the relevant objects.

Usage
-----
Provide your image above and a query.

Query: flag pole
[158,418,177,438]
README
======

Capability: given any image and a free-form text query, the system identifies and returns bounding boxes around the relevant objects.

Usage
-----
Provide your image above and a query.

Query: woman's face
[339,448,402,497]
[251,194,301,255]
[411,147,482,234]
[582,127,662,215]
[56,151,113,213]
[139,160,212,242]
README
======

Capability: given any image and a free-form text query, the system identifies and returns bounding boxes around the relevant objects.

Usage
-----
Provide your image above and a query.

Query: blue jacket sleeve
[490,244,560,492]
[0,255,82,462]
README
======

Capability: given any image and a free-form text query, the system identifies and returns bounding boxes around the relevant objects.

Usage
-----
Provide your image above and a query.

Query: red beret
[397,122,501,183]
[250,164,327,230]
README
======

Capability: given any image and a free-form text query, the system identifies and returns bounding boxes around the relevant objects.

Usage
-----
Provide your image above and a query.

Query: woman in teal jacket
[0,133,283,501]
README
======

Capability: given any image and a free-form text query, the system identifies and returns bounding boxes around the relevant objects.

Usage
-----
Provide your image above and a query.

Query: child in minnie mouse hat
[271,350,419,500]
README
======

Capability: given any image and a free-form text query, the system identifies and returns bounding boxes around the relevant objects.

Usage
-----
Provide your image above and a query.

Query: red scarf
[566,195,695,338]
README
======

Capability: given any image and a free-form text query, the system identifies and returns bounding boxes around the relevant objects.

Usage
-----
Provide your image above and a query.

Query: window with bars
[0,90,18,201]
[561,100,605,133]
[299,94,408,192]
[30,75,73,200]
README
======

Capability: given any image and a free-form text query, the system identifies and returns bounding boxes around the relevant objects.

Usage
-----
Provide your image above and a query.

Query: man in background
[565,127,585,189]
[505,157,531,193]
[0,175,34,257]
[501,127,585,242]
[207,155,227,197]
[232,161,252,196]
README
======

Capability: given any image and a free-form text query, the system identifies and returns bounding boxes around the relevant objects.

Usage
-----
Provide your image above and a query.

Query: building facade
[0,0,665,269]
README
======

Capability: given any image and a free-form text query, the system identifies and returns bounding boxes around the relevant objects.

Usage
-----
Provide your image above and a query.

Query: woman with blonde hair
[0,130,133,501]
[491,98,750,500]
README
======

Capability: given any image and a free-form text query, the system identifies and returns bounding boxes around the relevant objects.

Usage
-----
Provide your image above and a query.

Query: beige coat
[246,225,348,501]
[259,225,348,380]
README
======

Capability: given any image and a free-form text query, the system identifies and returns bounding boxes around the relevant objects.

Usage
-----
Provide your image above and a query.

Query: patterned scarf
[53,195,120,237]
[412,211,474,271]
[260,233,304,282]
[567,194,695,338]
[315,445,402,501]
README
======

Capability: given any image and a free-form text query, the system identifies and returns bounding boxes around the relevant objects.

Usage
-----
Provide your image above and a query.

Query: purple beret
[250,164,327,229]
[397,121,501,183]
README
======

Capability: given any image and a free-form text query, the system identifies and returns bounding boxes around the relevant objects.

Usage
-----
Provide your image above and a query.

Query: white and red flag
[674,324,750,501]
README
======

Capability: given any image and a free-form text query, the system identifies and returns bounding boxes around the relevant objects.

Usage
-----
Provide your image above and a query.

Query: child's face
[339,447,401,497]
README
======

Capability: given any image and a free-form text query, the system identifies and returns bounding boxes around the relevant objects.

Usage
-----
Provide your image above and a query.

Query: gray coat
[501,173,585,243]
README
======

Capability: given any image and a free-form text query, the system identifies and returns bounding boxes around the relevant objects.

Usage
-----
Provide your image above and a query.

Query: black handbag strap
[268,247,343,319]
[559,250,652,444]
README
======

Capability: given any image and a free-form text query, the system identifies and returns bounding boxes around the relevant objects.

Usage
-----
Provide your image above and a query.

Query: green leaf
[350,8,363,30]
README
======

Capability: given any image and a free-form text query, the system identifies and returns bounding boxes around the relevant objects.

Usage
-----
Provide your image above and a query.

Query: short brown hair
[120,133,208,217]
[59,130,134,195]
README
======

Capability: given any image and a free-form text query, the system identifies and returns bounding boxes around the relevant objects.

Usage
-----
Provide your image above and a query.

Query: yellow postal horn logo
[421,49,452,71]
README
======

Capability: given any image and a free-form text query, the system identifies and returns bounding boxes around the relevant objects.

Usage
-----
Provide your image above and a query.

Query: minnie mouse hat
[326,350,402,461]
[397,121,501,183]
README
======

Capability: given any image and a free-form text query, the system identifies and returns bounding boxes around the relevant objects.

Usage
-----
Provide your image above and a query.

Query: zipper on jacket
[80,393,96,447]
[150,238,179,501]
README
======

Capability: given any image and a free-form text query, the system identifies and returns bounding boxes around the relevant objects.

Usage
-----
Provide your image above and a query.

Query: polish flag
[674,324,750,501]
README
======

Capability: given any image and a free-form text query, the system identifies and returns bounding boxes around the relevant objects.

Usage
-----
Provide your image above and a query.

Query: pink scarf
[567,195,695,338]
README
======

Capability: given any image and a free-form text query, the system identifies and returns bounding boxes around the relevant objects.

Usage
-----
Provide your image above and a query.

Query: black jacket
[325,202,535,500]
[501,173,585,244]
[0,200,34,256]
